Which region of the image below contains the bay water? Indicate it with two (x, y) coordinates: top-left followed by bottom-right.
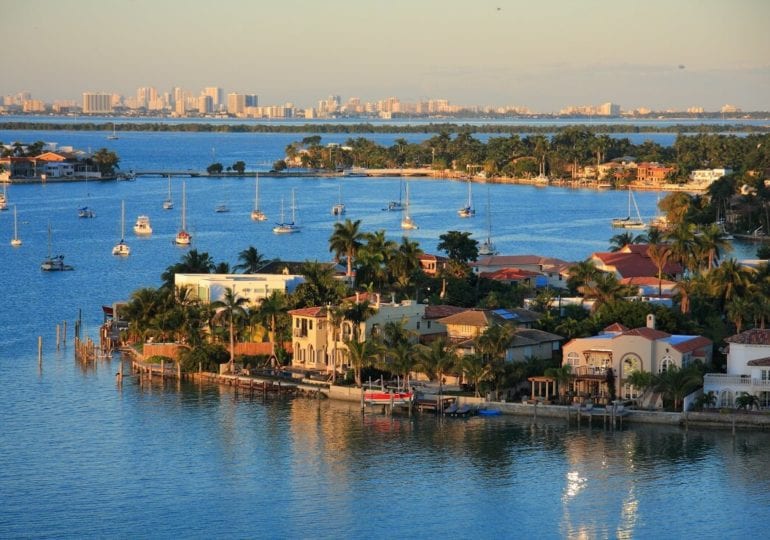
(0, 126), (767, 538)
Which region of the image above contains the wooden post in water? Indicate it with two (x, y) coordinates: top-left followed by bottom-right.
(160, 359), (165, 381)
(56, 325), (60, 351)
(38, 336), (43, 366)
(62, 321), (67, 346)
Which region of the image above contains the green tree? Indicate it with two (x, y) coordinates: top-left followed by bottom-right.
(654, 365), (702, 411)
(344, 338), (382, 387)
(211, 287), (249, 372)
(91, 148), (120, 176)
(329, 219), (365, 278)
(235, 246), (267, 273)
(207, 163), (223, 174)
(735, 392), (760, 410)
(437, 230), (479, 263)
(544, 364), (573, 403)
(232, 160), (246, 174)
(254, 291), (288, 355)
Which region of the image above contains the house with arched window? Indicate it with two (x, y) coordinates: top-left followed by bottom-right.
(561, 315), (712, 405)
(703, 329), (770, 408)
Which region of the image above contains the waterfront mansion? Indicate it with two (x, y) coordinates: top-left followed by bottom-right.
(561, 315), (712, 404)
(704, 329), (770, 408)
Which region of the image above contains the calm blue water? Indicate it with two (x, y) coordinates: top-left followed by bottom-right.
(1, 128), (767, 538)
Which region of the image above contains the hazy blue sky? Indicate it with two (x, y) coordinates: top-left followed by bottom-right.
(3, 0), (769, 111)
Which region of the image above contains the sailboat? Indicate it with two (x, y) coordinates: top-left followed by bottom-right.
(0, 183), (8, 211)
(478, 189), (497, 256)
(251, 172), (267, 221)
(78, 177), (96, 218)
(107, 122), (119, 140)
(457, 179), (475, 217)
(112, 200), (130, 256)
(611, 187), (646, 229)
(534, 158), (550, 185)
(384, 179), (403, 211)
(40, 223), (73, 271)
(273, 188), (300, 234)
(163, 175), (174, 210)
(174, 181), (191, 245)
(331, 184), (346, 216)
(11, 204), (21, 247)
(400, 181), (418, 230)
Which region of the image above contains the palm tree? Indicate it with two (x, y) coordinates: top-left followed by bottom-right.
(460, 354), (494, 397)
(609, 231), (645, 252)
(329, 218), (365, 278)
(654, 365), (702, 411)
(665, 223), (698, 274)
(544, 364), (573, 403)
(697, 223), (733, 270)
(735, 392), (760, 410)
(415, 338), (458, 396)
(583, 272), (629, 312)
(342, 299), (376, 341)
(646, 242), (672, 297)
(726, 295), (754, 334)
(211, 287), (249, 373)
(254, 291), (288, 357)
(567, 260), (601, 304)
(344, 338), (382, 387)
(293, 260), (347, 307)
(384, 341), (417, 388)
(235, 246), (267, 273)
(626, 370), (654, 407)
(391, 236), (423, 293)
(708, 258), (754, 307)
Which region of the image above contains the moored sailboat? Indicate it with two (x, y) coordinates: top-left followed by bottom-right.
(331, 184), (346, 216)
(163, 175), (174, 210)
(174, 181), (191, 245)
(400, 181), (418, 230)
(612, 187), (646, 229)
(457, 179), (475, 217)
(112, 200), (130, 256)
(41, 223), (73, 271)
(11, 204), (21, 247)
(478, 188), (497, 256)
(251, 173), (267, 221)
(273, 188), (300, 234)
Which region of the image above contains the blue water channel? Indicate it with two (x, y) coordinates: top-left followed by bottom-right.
(0, 126), (767, 538)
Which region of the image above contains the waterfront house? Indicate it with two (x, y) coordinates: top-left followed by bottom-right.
(437, 308), (562, 362)
(418, 253), (448, 277)
(689, 168), (732, 187)
(561, 315), (712, 404)
(590, 244), (683, 280)
(174, 272), (305, 306)
(0, 149), (101, 181)
(473, 255), (572, 289)
(635, 162), (676, 186)
(703, 329), (770, 408)
(288, 294), (450, 374)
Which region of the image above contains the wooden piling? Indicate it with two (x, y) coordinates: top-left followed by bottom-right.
(56, 325), (60, 351)
(62, 321), (67, 345)
(38, 336), (43, 366)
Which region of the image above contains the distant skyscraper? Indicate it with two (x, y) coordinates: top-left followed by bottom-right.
(82, 92), (113, 113)
(203, 87), (223, 108)
(597, 102), (620, 116)
(244, 94), (258, 108)
(198, 95), (213, 114)
(227, 93), (246, 114)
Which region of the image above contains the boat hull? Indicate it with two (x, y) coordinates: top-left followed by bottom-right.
(364, 391), (413, 405)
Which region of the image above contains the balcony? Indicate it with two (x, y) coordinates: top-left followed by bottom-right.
(704, 374), (770, 389)
(293, 329), (308, 338)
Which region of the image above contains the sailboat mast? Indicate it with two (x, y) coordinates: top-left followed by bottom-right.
(182, 182), (186, 229)
(121, 200), (125, 239)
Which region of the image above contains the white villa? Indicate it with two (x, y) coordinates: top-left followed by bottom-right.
(174, 273), (305, 306)
(703, 329), (770, 408)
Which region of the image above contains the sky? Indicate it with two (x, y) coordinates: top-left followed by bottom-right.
(3, 0), (769, 112)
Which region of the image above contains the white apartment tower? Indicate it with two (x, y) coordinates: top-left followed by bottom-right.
(227, 93), (246, 115)
(82, 92), (113, 114)
(203, 87), (223, 109)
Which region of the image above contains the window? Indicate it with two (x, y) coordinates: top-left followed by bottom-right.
(762, 369), (769, 382)
(416, 321), (421, 330)
(427, 320), (431, 329)
(566, 352), (580, 366)
(659, 355), (673, 373)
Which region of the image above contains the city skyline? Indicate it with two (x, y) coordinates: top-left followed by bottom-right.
(3, 0), (769, 112)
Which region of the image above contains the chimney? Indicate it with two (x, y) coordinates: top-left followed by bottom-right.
(646, 314), (656, 329)
(355, 291), (360, 303)
(376, 293), (381, 308)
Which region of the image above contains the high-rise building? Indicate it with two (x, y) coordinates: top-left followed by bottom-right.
(82, 92), (113, 113)
(227, 93), (246, 115)
(203, 87), (223, 108)
(198, 95), (213, 114)
(597, 102), (620, 115)
(244, 94), (258, 108)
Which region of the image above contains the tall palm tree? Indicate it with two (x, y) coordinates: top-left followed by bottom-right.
(726, 295), (755, 334)
(567, 259), (601, 304)
(609, 231), (646, 252)
(708, 258), (754, 307)
(646, 242), (671, 297)
(384, 341), (417, 388)
(254, 290), (288, 356)
(415, 338), (458, 395)
(235, 246), (267, 273)
(665, 223), (698, 274)
(344, 338), (382, 387)
(654, 365), (702, 411)
(544, 364), (573, 403)
(460, 354), (494, 397)
(329, 218), (365, 278)
(583, 272), (629, 312)
(342, 299), (376, 341)
(294, 261), (347, 307)
(697, 223), (733, 270)
(391, 236), (423, 291)
(211, 287), (249, 373)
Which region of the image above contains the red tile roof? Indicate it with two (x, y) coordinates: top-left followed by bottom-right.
(481, 268), (542, 281)
(672, 336), (712, 353)
(620, 327), (671, 340)
(424, 305), (466, 320)
(602, 323), (629, 334)
(726, 329), (770, 345)
(591, 244), (682, 278)
(288, 306), (327, 318)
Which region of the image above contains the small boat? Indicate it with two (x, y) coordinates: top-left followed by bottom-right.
(251, 173), (267, 221)
(41, 224), (73, 271)
(477, 408), (501, 416)
(273, 188), (300, 234)
(478, 188), (498, 256)
(457, 179), (475, 217)
(163, 175), (174, 210)
(107, 122), (119, 140)
(133, 215), (152, 235)
(214, 203), (229, 213)
(78, 206), (96, 218)
(11, 204), (22, 247)
(400, 181), (418, 230)
(112, 200), (130, 256)
(534, 159), (550, 185)
(383, 179), (403, 211)
(612, 187), (646, 229)
(363, 390), (414, 406)
(174, 181), (191, 246)
(331, 185), (346, 216)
